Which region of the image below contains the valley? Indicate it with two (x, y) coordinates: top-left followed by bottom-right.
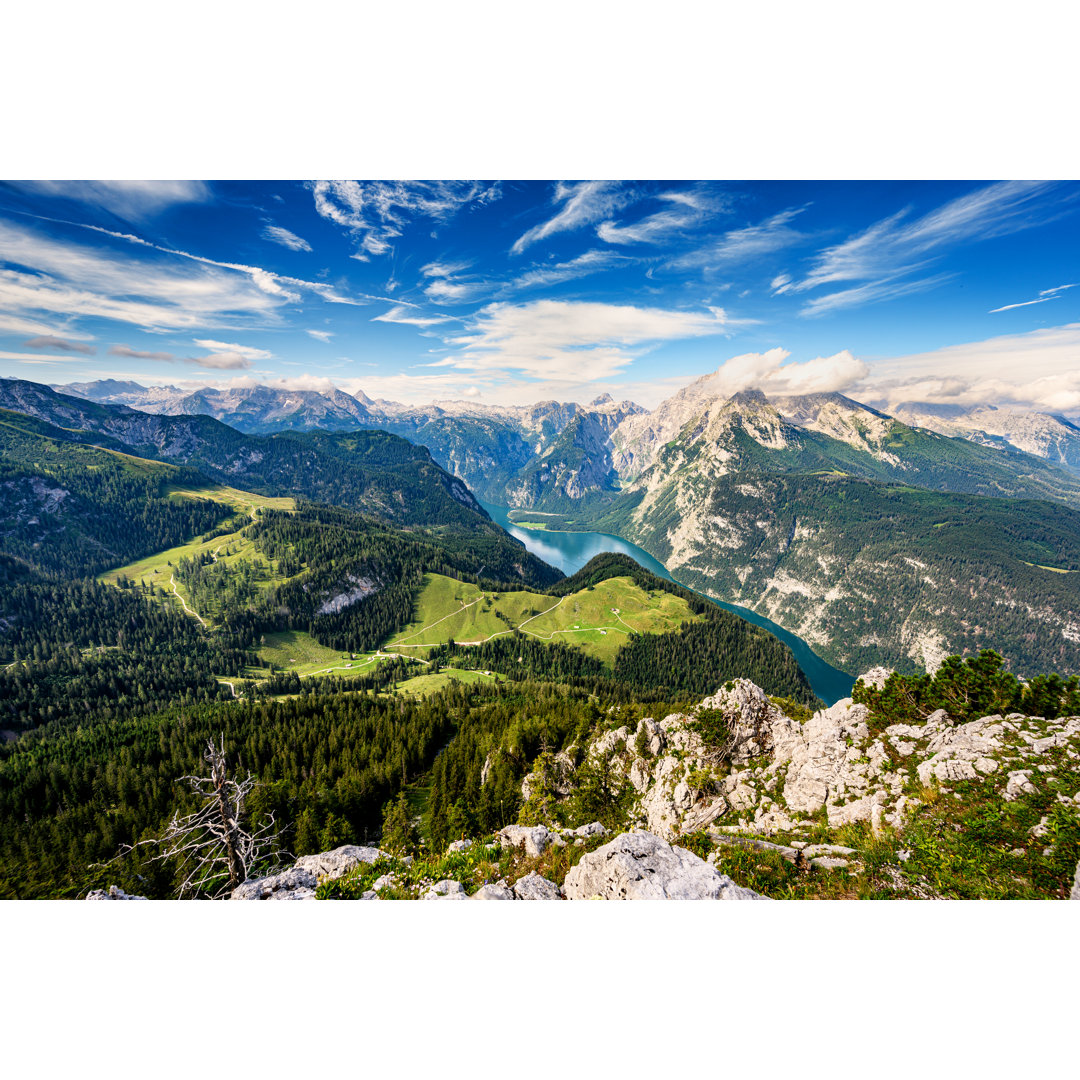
(2, 374), (1080, 903)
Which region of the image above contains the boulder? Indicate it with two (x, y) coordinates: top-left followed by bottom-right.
(497, 824), (552, 858)
(231, 867), (318, 900)
(1071, 859), (1080, 901)
(562, 830), (763, 900)
(294, 845), (385, 881)
(472, 882), (514, 900)
(421, 879), (467, 900)
(1003, 770), (1036, 801)
(86, 885), (148, 901)
(447, 839), (473, 853)
(512, 872), (563, 900)
(568, 821), (607, 838)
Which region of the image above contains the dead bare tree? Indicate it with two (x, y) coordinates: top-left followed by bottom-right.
(99, 736), (285, 899)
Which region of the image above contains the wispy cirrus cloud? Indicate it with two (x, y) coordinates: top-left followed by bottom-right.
(311, 181), (501, 259)
(0, 216), (402, 346)
(666, 207), (809, 270)
(511, 181), (635, 255)
(262, 224), (312, 252)
(22, 335), (96, 355)
(306, 329), (334, 341)
(372, 305), (456, 328)
(789, 181), (1070, 316)
(799, 273), (954, 318)
(503, 249), (631, 293)
(597, 187), (724, 245)
(988, 282), (1077, 314)
(10, 180), (211, 220)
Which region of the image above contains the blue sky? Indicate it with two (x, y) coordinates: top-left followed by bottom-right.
(1, 179), (1078, 410)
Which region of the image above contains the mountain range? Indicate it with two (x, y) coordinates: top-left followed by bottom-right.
(12, 372), (1080, 676)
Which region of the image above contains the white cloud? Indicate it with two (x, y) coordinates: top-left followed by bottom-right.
(0, 312), (90, 338)
(504, 250), (629, 292)
(424, 277), (492, 304)
(12, 180), (210, 220)
(710, 347), (868, 397)
(790, 182), (1068, 314)
(447, 299), (740, 382)
(0, 220), (290, 331)
(512, 181), (634, 255)
(22, 335), (95, 355)
(311, 180), (501, 258)
(306, 329), (334, 341)
(666, 207), (808, 270)
(421, 260), (472, 278)
(192, 339), (272, 360)
(989, 282), (1077, 313)
(0, 350), (93, 364)
(12, 212), (392, 310)
(372, 305), (455, 328)
(262, 225), (312, 252)
(800, 273), (953, 317)
(770, 273), (793, 294)
(597, 187), (721, 245)
(865, 322), (1080, 412)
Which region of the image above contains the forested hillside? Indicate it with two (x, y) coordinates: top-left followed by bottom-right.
(587, 472), (1080, 676)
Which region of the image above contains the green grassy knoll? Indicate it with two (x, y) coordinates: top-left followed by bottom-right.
(253, 629), (395, 680)
(391, 668), (505, 697)
(384, 572), (701, 665)
(99, 485), (296, 623)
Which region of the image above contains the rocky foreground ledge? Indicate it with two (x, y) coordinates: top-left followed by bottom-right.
(88, 675), (1080, 901)
(225, 828), (765, 901)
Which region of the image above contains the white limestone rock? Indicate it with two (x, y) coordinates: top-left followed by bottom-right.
(421, 879), (467, 900)
(635, 717), (665, 757)
(512, 872), (563, 900)
(858, 667), (894, 691)
(1004, 770), (1036, 801)
(294, 844), (385, 881)
(472, 882), (514, 900)
(86, 885), (148, 900)
(447, 839), (473, 852)
(231, 867), (318, 900)
(497, 823), (553, 857)
(562, 830), (763, 900)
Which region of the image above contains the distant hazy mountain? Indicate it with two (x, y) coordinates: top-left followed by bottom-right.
(49, 378), (645, 504)
(891, 403), (1080, 473)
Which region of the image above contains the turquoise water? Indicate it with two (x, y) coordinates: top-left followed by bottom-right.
(480, 499), (855, 705)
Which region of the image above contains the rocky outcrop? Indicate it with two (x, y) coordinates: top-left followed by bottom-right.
(294, 845), (386, 881)
(234, 844), (386, 900)
(232, 867), (319, 901)
(86, 885), (148, 900)
(580, 679), (1080, 847)
(563, 831), (763, 900)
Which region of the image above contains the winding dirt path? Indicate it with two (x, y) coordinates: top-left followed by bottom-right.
(170, 574), (206, 627)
